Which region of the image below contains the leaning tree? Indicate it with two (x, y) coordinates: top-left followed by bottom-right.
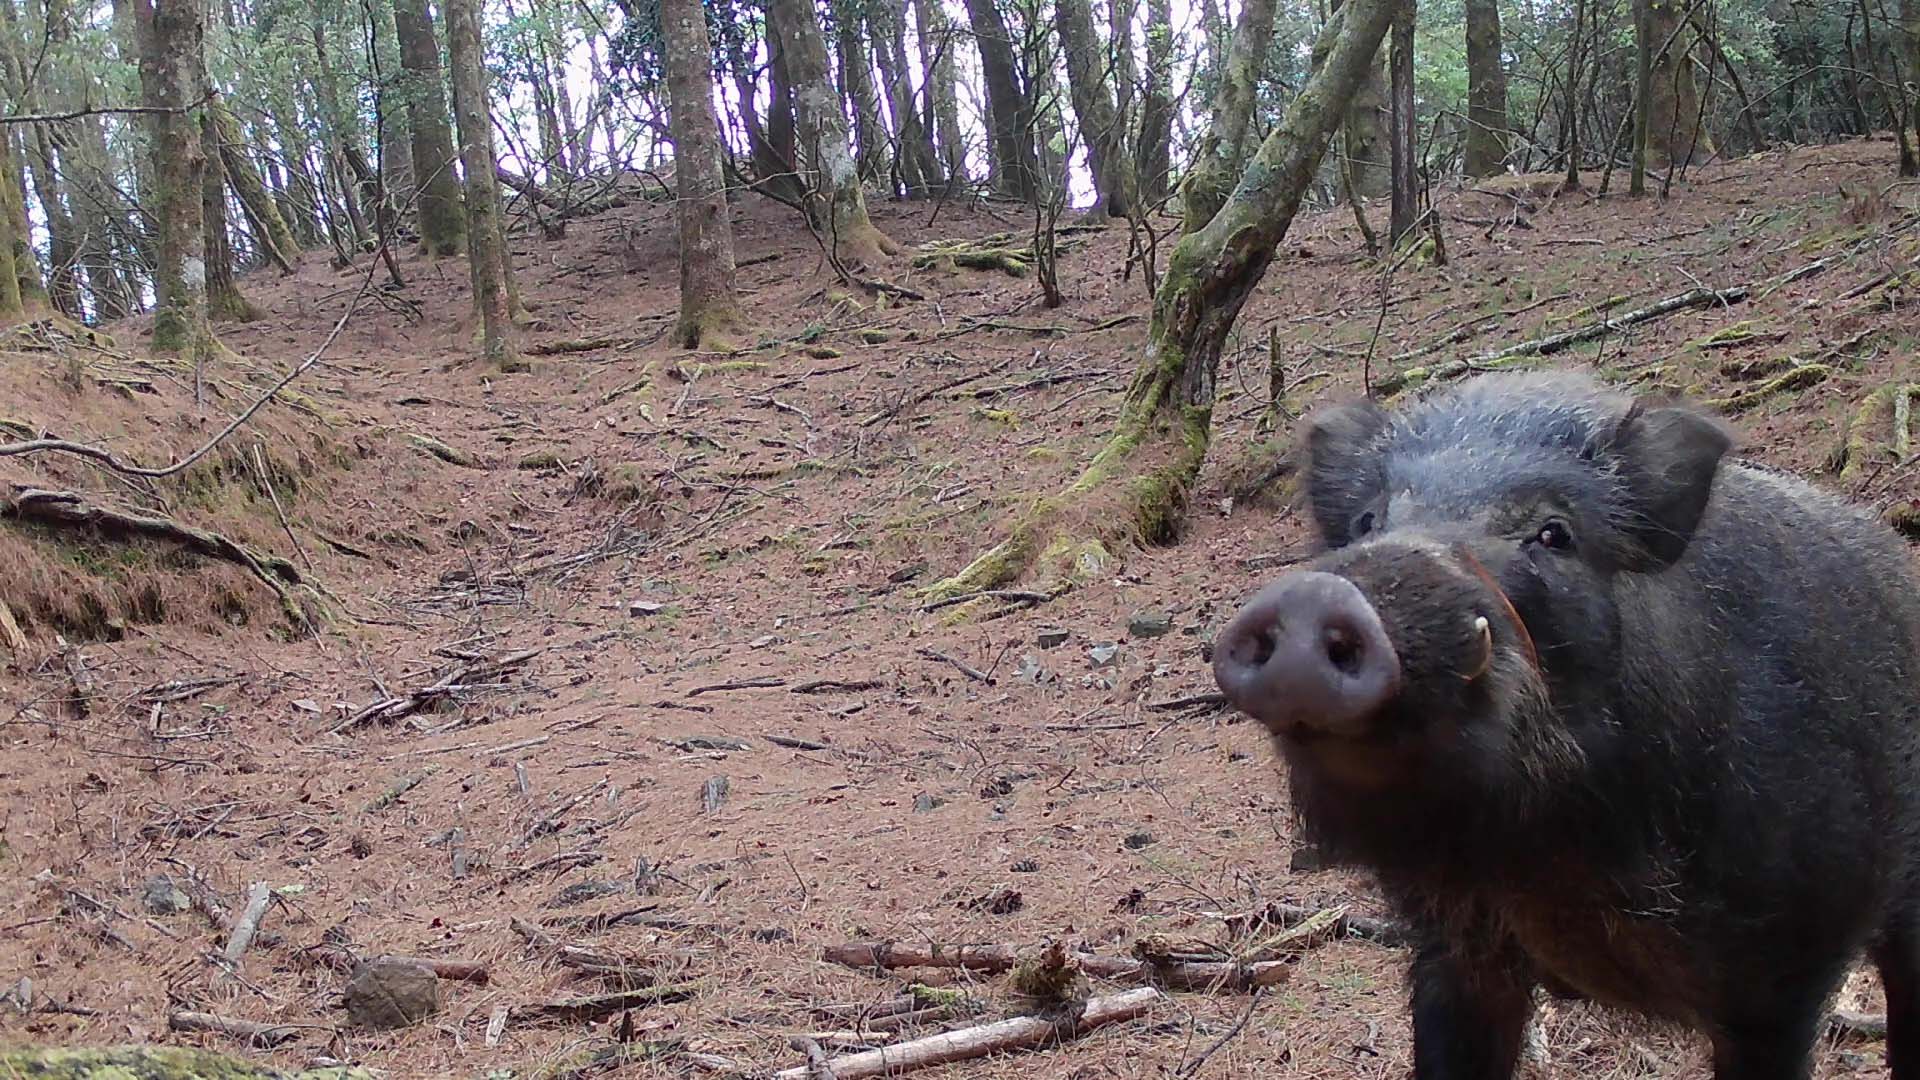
(923, 0), (1401, 601)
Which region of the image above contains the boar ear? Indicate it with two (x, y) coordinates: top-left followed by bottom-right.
(1608, 401), (1733, 570)
(1301, 398), (1392, 548)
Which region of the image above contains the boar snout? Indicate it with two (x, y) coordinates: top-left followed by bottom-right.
(1213, 571), (1402, 736)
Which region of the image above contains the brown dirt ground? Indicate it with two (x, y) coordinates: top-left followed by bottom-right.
(3, 135), (1919, 1079)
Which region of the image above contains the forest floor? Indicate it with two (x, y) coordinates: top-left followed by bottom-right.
(3, 137), (1919, 1080)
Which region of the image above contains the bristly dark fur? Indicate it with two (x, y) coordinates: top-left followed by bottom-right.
(1273, 370), (1920, 1079)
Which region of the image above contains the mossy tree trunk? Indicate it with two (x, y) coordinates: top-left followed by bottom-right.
(0, 133), (47, 312)
(832, 0), (890, 185)
(210, 100), (297, 272)
(393, 0), (465, 256)
(913, 0), (967, 187)
(0, 136), (23, 322)
(369, 0), (414, 209)
(444, 0), (522, 370)
(1903, 0), (1918, 176)
(767, 7), (800, 173)
(1645, 0), (1712, 167)
(1111, 0), (1138, 157)
(1180, 0), (1276, 230)
(1134, 0), (1175, 204)
(72, 113), (138, 317)
(1462, 0), (1510, 176)
(202, 110), (263, 322)
(964, 0), (1040, 200)
(134, 0), (222, 366)
(664, 0), (745, 349)
(1325, 0), (1390, 199)
(772, 0), (900, 264)
(924, 0), (1401, 600)
(1056, 0), (1131, 217)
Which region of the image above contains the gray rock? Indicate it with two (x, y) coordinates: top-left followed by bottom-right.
(1035, 628), (1070, 649)
(140, 875), (191, 916)
(1088, 643), (1121, 667)
(344, 958), (441, 1030)
(1127, 611), (1174, 639)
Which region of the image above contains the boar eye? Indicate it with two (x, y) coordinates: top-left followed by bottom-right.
(1351, 510), (1377, 539)
(1532, 520), (1574, 551)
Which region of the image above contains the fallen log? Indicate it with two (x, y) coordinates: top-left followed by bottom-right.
(0, 1046), (372, 1078)
(166, 1010), (302, 1048)
(771, 988), (1160, 1080)
(821, 941), (1290, 992)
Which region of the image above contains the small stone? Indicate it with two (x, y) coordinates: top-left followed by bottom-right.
(1128, 611), (1174, 639)
(628, 600), (667, 617)
(701, 776), (730, 814)
(1088, 643), (1121, 667)
(1035, 628), (1070, 649)
(1123, 831), (1156, 850)
(753, 926), (794, 943)
(548, 880), (625, 908)
(679, 735), (750, 751)
(345, 958), (441, 1030)
(140, 876), (191, 916)
(913, 793), (945, 813)
(1016, 655), (1047, 683)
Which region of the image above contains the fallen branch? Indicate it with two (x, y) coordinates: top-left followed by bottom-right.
(1371, 286), (1751, 397)
(222, 882), (272, 964)
(771, 988), (1159, 1080)
(512, 983), (699, 1023)
(329, 648), (542, 734)
(821, 941), (1291, 993)
(167, 1010), (302, 1048)
(914, 647), (993, 684)
(687, 675), (788, 696)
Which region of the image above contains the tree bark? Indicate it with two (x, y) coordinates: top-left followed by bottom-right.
(923, 0), (1400, 598)
(767, 3), (800, 173)
(1902, 0), (1919, 175)
(444, 0), (521, 369)
(26, 124), (82, 317)
(913, 0), (966, 187)
(771, 0), (899, 263)
(1111, 0), (1138, 160)
(964, 0), (1039, 200)
(308, 17), (379, 235)
(1057, 0), (1131, 216)
(393, 0), (466, 255)
(663, 0), (744, 348)
(369, 0), (415, 206)
(833, 0), (890, 185)
(201, 111), (262, 322)
(0, 133), (24, 320)
(1631, 0), (1651, 193)
(211, 100), (298, 271)
(1388, 0), (1417, 243)
(1645, 0), (1712, 167)
(1462, 0), (1510, 176)
(1180, 0), (1277, 230)
(1135, 0), (1175, 204)
(134, 0), (218, 362)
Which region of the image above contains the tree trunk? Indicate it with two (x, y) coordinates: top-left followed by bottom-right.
(1, 133), (46, 311)
(873, 0), (941, 197)
(1057, 0), (1131, 216)
(1631, 0), (1651, 193)
(369, 0), (415, 207)
(912, 0), (966, 187)
(393, 0), (466, 255)
(923, 0), (1400, 599)
(964, 0), (1039, 200)
(1342, 45), (1389, 194)
(134, 0), (218, 364)
(833, 0), (890, 185)
(771, 0), (900, 263)
(1462, 0), (1509, 176)
(1111, 0), (1138, 160)
(663, 0), (744, 348)
(68, 116), (137, 319)
(1134, 0), (1174, 204)
(767, 4), (800, 173)
(1902, 0), (1919, 175)
(1180, 0), (1277, 230)
(26, 124), (83, 317)
(444, 0), (521, 369)
(1645, 0), (1712, 167)
(211, 100), (298, 271)
(202, 111), (262, 322)
(308, 18), (380, 233)
(1388, 0), (1417, 243)
(0, 133), (25, 321)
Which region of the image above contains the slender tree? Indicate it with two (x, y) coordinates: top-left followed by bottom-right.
(201, 110), (262, 323)
(393, 0), (466, 255)
(0, 134), (26, 321)
(912, 0), (966, 186)
(663, 0), (744, 347)
(833, 0), (890, 183)
(368, 0), (414, 207)
(1056, 0), (1131, 216)
(1180, 0), (1277, 230)
(210, 100), (299, 272)
(924, 0), (1400, 598)
(1134, 0), (1174, 203)
(1631, 0), (1652, 193)
(873, 0), (941, 196)
(1902, 0), (1918, 175)
(1643, 0), (1711, 167)
(964, 0), (1039, 199)
(444, 0), (521, 369)
(771, 0), (900, 262)
(1388, 0), (1418, 242)
(1462, 0), (1510, 176)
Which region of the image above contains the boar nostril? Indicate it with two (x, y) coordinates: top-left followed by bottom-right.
(1245, 625), (1277, 667)
(1325, 625), (1362, 675)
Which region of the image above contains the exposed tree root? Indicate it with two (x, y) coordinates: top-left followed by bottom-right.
(1836, 383), (1920, 487)
(0, 1045), (372, 1078)
(919, 386), (1209, 605)
(1702, 363), (1830, 414)
(1, 487), (320, 633)
(913, 228), (1100, 278)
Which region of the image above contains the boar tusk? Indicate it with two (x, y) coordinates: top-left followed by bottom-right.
(1463, 615), (1493, 681)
